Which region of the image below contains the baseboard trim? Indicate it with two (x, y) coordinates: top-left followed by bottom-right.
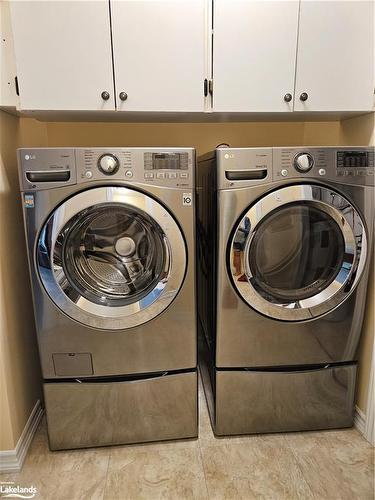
(354, 405), (366, 436)
(0, 400), (43, 473)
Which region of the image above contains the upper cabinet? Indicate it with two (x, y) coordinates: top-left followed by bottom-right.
(10, 1), (115, 111)
(5, 0), (374, 114)
(111, 0), (206, 112)
(213, 1), (299, 112)
(9, 0), (207, 112)
(294, 0), (374, 112)
(212, 0), (374, 113)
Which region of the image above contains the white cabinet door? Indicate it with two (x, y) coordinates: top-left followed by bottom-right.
(10, 1), (115, 111)
(212, 0), (299, 112)
(111, 0), (206, 112)
(1, 1), (18, 107)
(295, 0), (374, 112)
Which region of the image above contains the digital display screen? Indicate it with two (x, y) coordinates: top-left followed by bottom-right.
(337, 151), (369, 168)
(144, 152), (188, 170)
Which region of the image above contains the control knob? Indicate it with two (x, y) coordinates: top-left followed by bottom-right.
(97, 154), (119, 175)
(294, 153), (314, 173)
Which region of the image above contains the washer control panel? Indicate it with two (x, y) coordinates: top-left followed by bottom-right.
(76, 148), (194, 188)
(18, 148), (195, 191)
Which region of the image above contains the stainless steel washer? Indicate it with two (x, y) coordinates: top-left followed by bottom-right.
(197, 146), (374, 436)
(19, 147), (197, 450)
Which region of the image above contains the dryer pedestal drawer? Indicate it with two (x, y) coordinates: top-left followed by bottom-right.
(44, 370), (197, 450)
(214, 364), (356, 436)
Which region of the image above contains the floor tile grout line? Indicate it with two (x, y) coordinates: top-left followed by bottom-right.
(197, 385), (214, 500)
(197, 439), (211, 500)
(100, 447), (112, 500)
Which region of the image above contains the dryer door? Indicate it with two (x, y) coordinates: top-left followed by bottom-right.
(37, 186), (186, 330)
(228, 184), (367, 321)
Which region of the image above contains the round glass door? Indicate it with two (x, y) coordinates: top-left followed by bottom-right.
(60, 204), (167, 306)
(37, 187), (187, 330)
(229, 185), (367, 321)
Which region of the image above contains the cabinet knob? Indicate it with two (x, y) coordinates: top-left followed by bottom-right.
(300, 92), (308, 102)
(101, 91), (110, 101)
(284, 93), (292, 102)
(119, 92), (128, 101)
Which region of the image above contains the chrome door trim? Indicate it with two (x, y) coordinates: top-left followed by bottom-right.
(37, 186), (187, 330)
(228, 184), (367, 321)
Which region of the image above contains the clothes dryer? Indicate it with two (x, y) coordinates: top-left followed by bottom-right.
(197, 146), (374, 435)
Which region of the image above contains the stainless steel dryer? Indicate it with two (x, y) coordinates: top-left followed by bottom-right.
(19, 147), (197, 450)
(197, 146), (374, 436)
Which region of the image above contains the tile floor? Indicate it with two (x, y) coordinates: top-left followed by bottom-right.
(1, 380), (374, 500)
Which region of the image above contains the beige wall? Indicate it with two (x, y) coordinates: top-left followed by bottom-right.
(339, 112), (375, 412)
(45, 120), (341, 153)
(0, 110), (43, 450)
(339, 112), (375, 146)
(356, 259), (374, 412)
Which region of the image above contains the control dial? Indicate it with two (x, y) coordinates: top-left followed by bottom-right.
(294, 153), (314, 173)
(97, 154), (119, 175)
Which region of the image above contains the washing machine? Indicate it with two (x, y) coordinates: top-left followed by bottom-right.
(197, 146), (374, 435)
(19, 147), (197, 450)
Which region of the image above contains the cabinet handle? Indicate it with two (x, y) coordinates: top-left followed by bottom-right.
(300, 92), (308, 102)
(284, 93), (292, 102)
(101, 91), (110, 101)
(119, 92), (128, 101)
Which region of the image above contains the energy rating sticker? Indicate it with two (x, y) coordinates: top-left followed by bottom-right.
(24, 194), (35, 208)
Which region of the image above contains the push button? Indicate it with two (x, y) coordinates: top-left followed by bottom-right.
(125, 170), (133, 178)
(180, 172), (189, 179)
(168, 172), (177, 179)
(85, 171), (93, 179)
(144, 172), (154, 179)
(156, 172), (165, 179)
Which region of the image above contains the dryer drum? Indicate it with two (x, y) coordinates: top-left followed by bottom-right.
(248, 203), (346, 302)
(229, 184), (367, 321)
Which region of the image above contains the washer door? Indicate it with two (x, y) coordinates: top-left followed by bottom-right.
(228, 185), (367, 321)
(37, 186), (186, 330)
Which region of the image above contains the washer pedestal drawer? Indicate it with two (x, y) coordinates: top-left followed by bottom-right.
(44, 370), (197, 450)
(214, 364), (356, 436)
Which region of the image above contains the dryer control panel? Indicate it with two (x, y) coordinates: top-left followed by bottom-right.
(273, 147), (374, 186)
(18, 147), (195, 191)
(215, 146), (374, 189)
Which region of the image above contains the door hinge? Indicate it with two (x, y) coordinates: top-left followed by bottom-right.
(15, 76), (19, 96)
(204, 79), (213, 97)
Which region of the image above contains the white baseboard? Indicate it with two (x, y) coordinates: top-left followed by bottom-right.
(354, 405), (366, 436)
(0, 400), (43, 473)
